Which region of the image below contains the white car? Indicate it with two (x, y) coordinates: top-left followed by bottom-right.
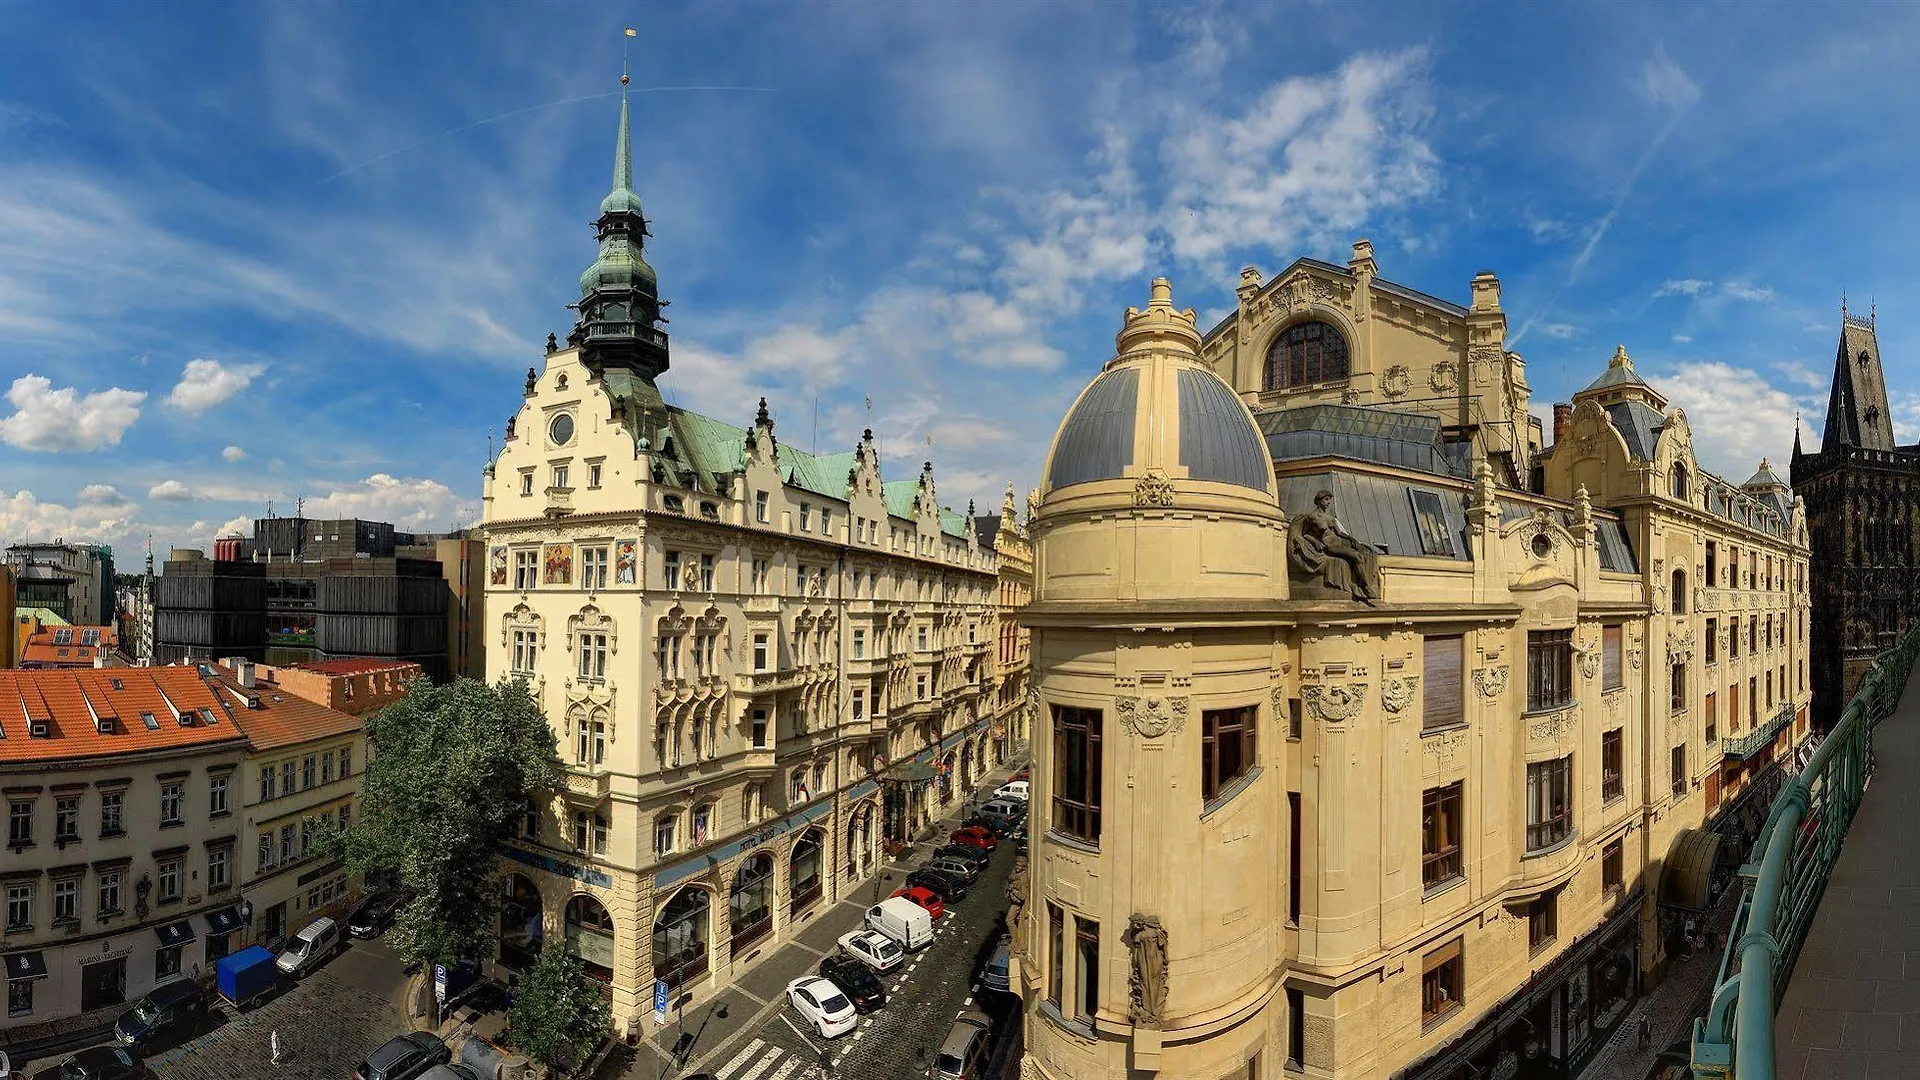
(787, 975), (859, 1038)
(995, 780), (1030, 802)
(838, 929), (904, 972)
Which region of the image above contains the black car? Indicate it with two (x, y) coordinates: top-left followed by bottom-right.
(818, 955), (887, 1013)
(56, 1046), (148, 1080)
(114, 979), (209, 1052)
(348, 889), (411, 939)
(931, 844), (991, 873)
(354, 1032), (450, 1080)
(906, 867), (968, 903)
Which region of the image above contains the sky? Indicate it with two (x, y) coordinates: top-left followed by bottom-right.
(4, 0), (1919, 565)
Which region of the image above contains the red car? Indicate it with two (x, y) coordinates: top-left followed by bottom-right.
(949, 826), (998, 852)
(892, 885), (946, 920)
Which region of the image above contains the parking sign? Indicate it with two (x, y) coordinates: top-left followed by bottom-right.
(653, 978), (669, 1024)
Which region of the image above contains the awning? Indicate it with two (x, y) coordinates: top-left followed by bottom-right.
(1659, 828), (1722, 911)
(886, 762), (937, 783)
(204, 906), (245, 937)
(154, 919), (196, 948)
(3, 950), (48, 982)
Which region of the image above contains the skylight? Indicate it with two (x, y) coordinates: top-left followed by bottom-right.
(140, 712), (159, 730)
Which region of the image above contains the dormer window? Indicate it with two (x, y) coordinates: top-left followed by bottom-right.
(1670, 462), (1689, 500)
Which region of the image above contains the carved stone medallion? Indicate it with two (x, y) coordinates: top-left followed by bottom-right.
(1302, 683), (1367, 723)
(1382, 364), (1412, 399)
(1381, 676), (1416, 714)
(1134, 470), (1175, 508)
(1473, 665), (1510, 699)
(1430, 361), (1459, 393)
(1116, 695), (1189, 739)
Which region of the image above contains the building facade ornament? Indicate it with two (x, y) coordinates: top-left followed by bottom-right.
(1125, 914), (1170, 1028)
(1527, 706), (1577, 742)
(1668, 630), (1696, 665)
(1422, 727), (1468, 769)
(1381, 676), (1417, 714)
(1302, 683), (1368, 723)
(1473, 665), (1510, 699)
(1134, 470), (1176, 508)
(1382, 365), (1412, 399)
(1430, 360), (1458, 393)
(1115, 695), (1189, 739)
(1288, 490), (1382, 602)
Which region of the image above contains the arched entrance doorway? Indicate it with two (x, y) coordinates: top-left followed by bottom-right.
(564, 894), (617, 986)
(789, 830), (824, 918)
(499, 874), (543, 971)
(651, 887), (711, 989)
(729, 854), (774, 958)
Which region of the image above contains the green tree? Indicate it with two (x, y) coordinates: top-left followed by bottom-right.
(341, 677), (560, 968)
(506, 939), (612, 1072)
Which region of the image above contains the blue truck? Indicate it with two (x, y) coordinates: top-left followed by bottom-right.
(215, 946), (279, 1010)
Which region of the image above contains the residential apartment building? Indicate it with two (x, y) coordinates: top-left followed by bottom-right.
(477, 83), (1004, 1035)
(18, 626), (124, 669)
(976, 484), (1035, 756)
(1018, 256), (1808, 1080)
(0, 669), (248, 1033)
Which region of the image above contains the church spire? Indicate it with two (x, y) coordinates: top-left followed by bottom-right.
(1823, 303), (1894, 451)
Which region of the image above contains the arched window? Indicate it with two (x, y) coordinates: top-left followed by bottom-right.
(730, 853), (775, 956)
(498, 874), (544, 972)
(566, 893), (618, 984)
(1670, 463), (1689, 501)
(789, 830), (825, 917)
(1672, 569), (1687, 614)
(1264, 321), (1350, 391)
(649, 888), (708, 986)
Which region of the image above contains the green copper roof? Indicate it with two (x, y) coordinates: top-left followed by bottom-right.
(939, 509), (967, 538)
(601, 87), (645, 217)
(786, 451), (856, 499)
(14, 606), (69, 627)
(882, 480), (920, 520)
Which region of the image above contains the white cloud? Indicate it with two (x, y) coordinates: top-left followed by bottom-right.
(215, 515), (254, 539)
(77, 484), (131, 505)
(1656, 279), (1713, 297)
(148, 480), (196, 502)
(1539, 323), (1579, 340)
(300, 473), (476, 533)
(222, 445), (247, 462)
(1641, 43), (1704, 112)
(0, 375), (146, 452)
(1654, 279), (1776, 303)
(1720, 282), (1777, 303)
(166, 358), (266, 414)
(1655, 361), (1816, 476)
(0, 488), (141, 549)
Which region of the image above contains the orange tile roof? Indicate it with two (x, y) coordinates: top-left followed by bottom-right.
(20, 643), (108, 665)
(286, 657), (421, 676)
(0, 668), (247, 764)
(206, 670), (365, 751)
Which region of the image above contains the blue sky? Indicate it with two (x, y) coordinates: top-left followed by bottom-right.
(3, 1), (1918, 561)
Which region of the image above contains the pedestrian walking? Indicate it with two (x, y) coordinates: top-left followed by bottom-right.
(1637, 1014), (1652, 1050)
(270, 1028), (283, 1066)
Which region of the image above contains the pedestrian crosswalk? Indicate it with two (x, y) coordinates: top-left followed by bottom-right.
(713, 1037), (808, 1080)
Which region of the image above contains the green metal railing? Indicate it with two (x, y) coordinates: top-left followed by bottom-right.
(1692, 625), (1920, 1078)
(1722, 703), (1797, 762)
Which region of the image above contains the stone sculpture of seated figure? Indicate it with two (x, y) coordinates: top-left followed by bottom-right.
(1289, 489), (1382, 603)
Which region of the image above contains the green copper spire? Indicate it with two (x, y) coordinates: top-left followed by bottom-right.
(569, 51), (668, 380)
(600, 79), (644, 217)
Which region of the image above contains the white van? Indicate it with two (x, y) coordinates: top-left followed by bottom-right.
(866, 896), (934, 952)
(994, 780), (1030, 803)
(276, 916), (340, 978)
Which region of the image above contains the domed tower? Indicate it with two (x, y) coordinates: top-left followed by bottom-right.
(568, 71), (670, 379)
(1023, 278), (1291, 1078)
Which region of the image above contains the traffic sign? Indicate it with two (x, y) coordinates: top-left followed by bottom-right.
(653, 978), (670, 1024)
(433, 964), (447, 1005)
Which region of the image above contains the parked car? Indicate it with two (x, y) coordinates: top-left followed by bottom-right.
(966, 810), (1021, 838)
(838, 928), (905, 972)
(417, 1067), (484, 1080)
(979, 796), (1026, 819)
(348, 889), (411, 939)
(927, 854), (982, 884)
(891, 885), (946, 921)
(949, 826), (998, 852)
(995, 780), (1030, 802)
(865, 897), (934, 951)
(931, 845), (990, 874)
(1012, 767), (1030, 783)
(114, 980), (209, 1052)
(353, 1031), (450, 1080)
(54, 1047), (148, 1080)
(786, 976), (859, 1038)
(932, 1008), (995, 1080)
(276, 916), (341, 978)
(907, 867), (968, 903)
(978, 936), (1012, 995)
(818, 955), (888, 1013)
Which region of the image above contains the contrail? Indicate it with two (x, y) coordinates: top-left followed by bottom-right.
(319, 85), (779, 185)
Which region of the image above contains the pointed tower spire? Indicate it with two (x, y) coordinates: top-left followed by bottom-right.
(1825, 304), (1894, 450)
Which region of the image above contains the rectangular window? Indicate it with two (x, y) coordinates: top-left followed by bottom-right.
(1705, 541), (1717, 586)
(160, 782), (183, 826)
(820, 507), (832, 535)
(1602, 729), (1623, 802)
(303, 756), (318, 790)
(5, 884), (30, 930)
(1047, 904), (1064, 1008)
(1422, 782), (1463, 891)
(663, 550), (680, 591)
(852, 628), (865, 659)
(55, 797), (78, 842)
(340, 747), (352, 778)
(53, 877), (77, 922)
(98, 870), (122, 916)
(753, 633), (769, 672)
(208, 848), (229, 891)
(751, 707), (768, 748)
(280, 824), (295, 863)
(511, 629), (536, 674)
(852, 689), (865, 721)
(1672, 744), (1688, 799)
(573, 811), (590, 851)
(1074, 917), (1100, 1023)
(581, 547), (609, 590)
(8, 972), (31, 1018)
(799, 503), (811, 531)
(1528, 892), (1558, 954)
(579, 632), (608, 681)
(1749, 619), (1757, 653)
(1766, 669), (1774, 708)
(1408, 489), (1457, 556)
(1671, 662), (1687, 714)
(1287, 987), (1306, 1070)
(100, 791), (123, 836)
(158, 859), (180, 902)
(1705, 692), (1718, 745)
(520, 471), (534, 497)
(7, 801), (31, 846)
(752, 557), (770, 593)
(1706, 618), (1717, 664)
(655, 815), (675, 856)
(594, 815), (609, 855)
(588, 462), (602, 489)
(1421, 939), (1463, 1027)
(514, 549), (538, 590)
(1052, 705), (1103, 844)
(1729, 617), (1740, 660)
(1288, 791), (1302, 925)
(1749, 677), (1758, 724)
(699, 553), (715, 592)
(552, 464), (569, 490)
(1525, 756), (1572, 851)
(1288, 698), (1302, 740)
(282, 762), (295, 796)
(755, 490), (769, 523)
(1603, 839), (1624, 893)
(916, 673), (928, 700)
(1423, 635), (1465, 730)
(1201, 705), (1256, 801)
(1602, 625), (1623, 690)
(1527, 629), (1574, 711)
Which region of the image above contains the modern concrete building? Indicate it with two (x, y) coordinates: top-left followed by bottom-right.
(7, 542), (113, 627)
(1018, 256), (1809, 1080)
(477, 80), (1011, 1035)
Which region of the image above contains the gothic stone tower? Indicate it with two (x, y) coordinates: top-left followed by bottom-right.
(1793, 304), (1920, 726)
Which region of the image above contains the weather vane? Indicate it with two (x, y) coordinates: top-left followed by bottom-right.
(623, 26), (636, 85)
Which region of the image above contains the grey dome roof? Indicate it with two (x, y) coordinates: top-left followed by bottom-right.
(1047, 368), (1138, 489)
(1044, 365), (1271, 495)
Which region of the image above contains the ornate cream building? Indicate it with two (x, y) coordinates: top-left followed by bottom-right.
(477, 82), (1014, 1033)
(1018, 249), (1808, 1080)
(978, 485), (1035, 756)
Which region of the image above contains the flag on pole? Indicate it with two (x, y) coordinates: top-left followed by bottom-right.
(625, 27), (638, 36)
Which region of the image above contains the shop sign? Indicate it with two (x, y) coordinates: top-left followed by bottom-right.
(77, 945), (132, 967)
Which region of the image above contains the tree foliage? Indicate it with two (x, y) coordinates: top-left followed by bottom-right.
(506, 939), (612, 1072)
(342, 676), (560, 968)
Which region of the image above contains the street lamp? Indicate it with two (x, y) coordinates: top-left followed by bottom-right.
(872, 872), (892, 905)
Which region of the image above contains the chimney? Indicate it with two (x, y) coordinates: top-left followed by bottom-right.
(238, 661), (257, 690)
(1552, 403), (1573, 446)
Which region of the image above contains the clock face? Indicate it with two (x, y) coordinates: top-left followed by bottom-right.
(549, 413), (575, 447)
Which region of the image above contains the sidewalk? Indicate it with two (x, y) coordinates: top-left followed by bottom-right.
(1576, 889), (1739, 1080)
(626, 756), (1027, 1079)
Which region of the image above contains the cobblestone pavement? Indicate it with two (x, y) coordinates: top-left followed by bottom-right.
(653, 765), (1025, 1080)
(1577, 889), (1739, 1080)
(146, 939), (413, 1080)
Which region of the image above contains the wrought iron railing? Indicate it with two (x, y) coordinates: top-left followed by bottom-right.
(1722, 703), (1796, 761)
(1692, 624), (1920, 1078)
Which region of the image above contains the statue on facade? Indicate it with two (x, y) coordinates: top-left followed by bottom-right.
(1125, 913), (1169, 1027)
(1289, 490), (1382, 602)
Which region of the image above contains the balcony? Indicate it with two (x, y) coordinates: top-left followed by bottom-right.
(733, 668), (805, 695)
(544, 485), (574, 517)
(1720, 703), (1795, 761)
(1691, 625), (1920, 1079)
(562, 765), (611, 799)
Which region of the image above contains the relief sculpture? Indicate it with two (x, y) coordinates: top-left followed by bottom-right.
(1125, 914), (1169, 1028)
